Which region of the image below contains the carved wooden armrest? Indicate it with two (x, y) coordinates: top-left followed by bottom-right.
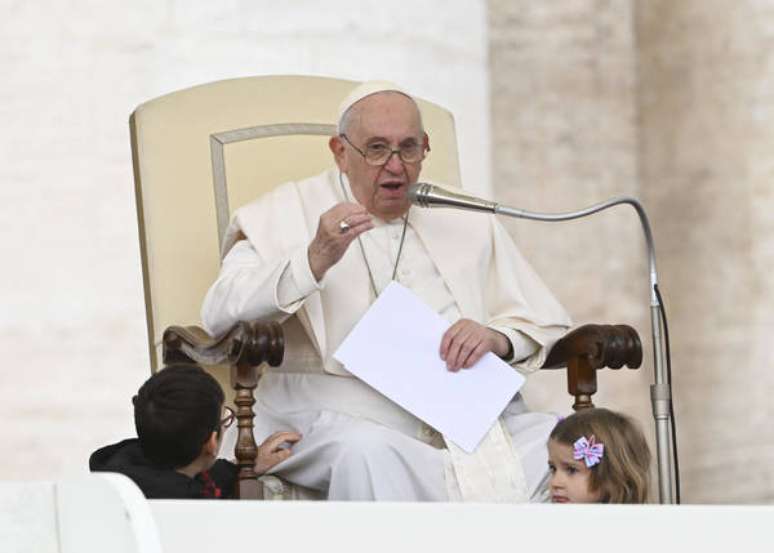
(162, 321), (284, 499)
(541, 324), (642, 410)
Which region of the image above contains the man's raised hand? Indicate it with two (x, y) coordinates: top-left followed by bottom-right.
(308, 202), (373, 282)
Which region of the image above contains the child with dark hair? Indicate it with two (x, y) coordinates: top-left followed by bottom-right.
(547, 408), (651, 504)
(90, 364), (300, 499)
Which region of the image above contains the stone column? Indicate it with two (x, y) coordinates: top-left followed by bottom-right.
(635, 0), (774, 503)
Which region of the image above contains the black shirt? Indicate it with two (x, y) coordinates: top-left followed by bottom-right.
(89, 438), (237, 499)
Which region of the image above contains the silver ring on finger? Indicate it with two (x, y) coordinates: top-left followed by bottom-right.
(338, 220), (351, 234)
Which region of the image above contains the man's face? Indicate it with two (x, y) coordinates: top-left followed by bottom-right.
(547, 439), (602, 504)
(331, 92), (428, 220)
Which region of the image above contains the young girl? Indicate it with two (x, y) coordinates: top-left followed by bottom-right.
(548, 407), (651, 503)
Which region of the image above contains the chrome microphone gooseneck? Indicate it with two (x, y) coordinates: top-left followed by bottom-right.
(409, 182), (676, 504)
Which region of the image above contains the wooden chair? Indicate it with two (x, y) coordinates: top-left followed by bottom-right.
(130, 75), (642, 499)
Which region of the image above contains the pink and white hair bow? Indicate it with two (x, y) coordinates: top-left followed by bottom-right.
(573, 435), (605, 468)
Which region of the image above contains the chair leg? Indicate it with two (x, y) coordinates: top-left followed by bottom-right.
(232, 365), (261, 499)
(567, 357), (597, 411)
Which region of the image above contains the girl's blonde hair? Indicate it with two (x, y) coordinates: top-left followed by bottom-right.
(550, 408), (651, 503)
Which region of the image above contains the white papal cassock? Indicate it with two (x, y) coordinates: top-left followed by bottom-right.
(202, 168), (572, 501)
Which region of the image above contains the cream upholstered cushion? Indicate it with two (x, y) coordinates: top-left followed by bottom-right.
(131, 75), (462, 393)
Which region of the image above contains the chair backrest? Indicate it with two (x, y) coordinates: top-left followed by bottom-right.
(131, 75), (462, 375)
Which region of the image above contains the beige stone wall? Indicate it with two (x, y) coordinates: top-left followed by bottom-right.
(490, 0), (774, 503)
(634, 0), (774, 503)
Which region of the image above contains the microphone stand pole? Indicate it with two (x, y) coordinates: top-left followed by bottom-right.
(412, 186), (675, 503)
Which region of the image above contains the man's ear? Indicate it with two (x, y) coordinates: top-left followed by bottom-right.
(422, 131), (430, 152)
(329, 135), (346, 170)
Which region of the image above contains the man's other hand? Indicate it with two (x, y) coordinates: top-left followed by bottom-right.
(308, 202), (374, 281)
(440, 319), (511, 371)
(254, 431), (302, 475)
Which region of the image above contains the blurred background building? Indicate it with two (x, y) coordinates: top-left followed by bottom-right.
(1, 0), (771, 503)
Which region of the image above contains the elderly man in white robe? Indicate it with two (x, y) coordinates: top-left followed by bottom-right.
(202, 81), (572, 502)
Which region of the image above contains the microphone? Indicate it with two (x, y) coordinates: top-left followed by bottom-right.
(408, 183), (497, 213)
(409, 179), (676, 504)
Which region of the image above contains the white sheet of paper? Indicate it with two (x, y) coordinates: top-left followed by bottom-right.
(333, 281), (525, 453)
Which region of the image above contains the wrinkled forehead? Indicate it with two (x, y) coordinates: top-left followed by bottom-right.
(344, 92), (423, 141)
(337, 79), (423, 131)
